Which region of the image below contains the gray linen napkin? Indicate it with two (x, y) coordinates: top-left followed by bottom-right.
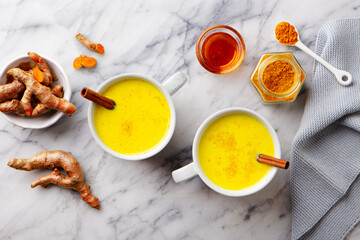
(291, 18), (360, 240)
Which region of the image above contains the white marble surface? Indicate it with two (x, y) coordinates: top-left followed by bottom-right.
(0, 0), (360, 239)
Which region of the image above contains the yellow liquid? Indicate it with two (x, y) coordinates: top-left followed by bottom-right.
(198, 113), (274, 190)
(94, 78), (171, 155)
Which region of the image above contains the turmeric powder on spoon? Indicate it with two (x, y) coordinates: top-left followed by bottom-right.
(275, 22), (298, 45)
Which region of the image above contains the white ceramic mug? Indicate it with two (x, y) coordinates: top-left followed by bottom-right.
(88, 72), (187, 161)
(172, 107), (281, 197)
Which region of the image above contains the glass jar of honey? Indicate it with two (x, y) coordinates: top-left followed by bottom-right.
(196, 25), (245, 74)
(250, 52), (306, 103)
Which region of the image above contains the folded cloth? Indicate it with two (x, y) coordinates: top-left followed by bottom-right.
(291, 18), (360, 240)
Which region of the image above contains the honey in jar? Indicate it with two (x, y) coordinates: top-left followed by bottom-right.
(196, 25), (245, 74)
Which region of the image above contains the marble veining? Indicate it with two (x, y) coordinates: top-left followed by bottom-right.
(1, 0), (360, 239)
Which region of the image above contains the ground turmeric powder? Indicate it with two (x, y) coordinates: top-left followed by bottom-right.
(275, 22), (298, 45)
(250, 52), (306, 103)
(262, 60), (295, 93)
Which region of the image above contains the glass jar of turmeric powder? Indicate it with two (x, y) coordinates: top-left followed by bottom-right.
(250, 53), (306, 103)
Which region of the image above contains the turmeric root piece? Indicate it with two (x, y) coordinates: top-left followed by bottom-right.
(7, 68), (77, 116)
(51, 84), (64, 97)
(73, 55), (96, 69)
(75, 33), (104, 54)
(81, 56), (97, 67)
(8, 150), (100, 210)
(0, 99), (26, 116)
(28, 52), (53, 86)
(32, 85), (64, 117)
(32, 67), (44, 83)
(17, 61), (36, 71)
(0, 79), (25, 103)
(73, 57), (83, 69)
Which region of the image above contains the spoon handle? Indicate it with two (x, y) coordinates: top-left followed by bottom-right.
(295, 41), (352, 86)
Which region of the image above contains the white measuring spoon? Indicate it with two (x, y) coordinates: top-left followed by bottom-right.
(289, 27), (352, 86)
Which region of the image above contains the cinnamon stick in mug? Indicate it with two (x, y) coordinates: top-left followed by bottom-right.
(81, 87), (115, 110)
(257, 154), (289, 169)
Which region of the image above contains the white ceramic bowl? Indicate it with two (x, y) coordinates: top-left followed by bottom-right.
(172, 107), (281, 197)
(87, 73), (187, 161)
(0, 55), (71, 129)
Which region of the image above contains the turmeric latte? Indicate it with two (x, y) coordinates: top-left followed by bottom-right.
(94, 78), (171, 155)
(198, 113), (273, 190)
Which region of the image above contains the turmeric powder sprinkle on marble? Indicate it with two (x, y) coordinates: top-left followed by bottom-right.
(262, 60), (295, 93)
(275, 22), (298, 45)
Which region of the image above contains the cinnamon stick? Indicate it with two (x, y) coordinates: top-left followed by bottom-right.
(81, 87), (115, 110)
(256, 154), (289, 169)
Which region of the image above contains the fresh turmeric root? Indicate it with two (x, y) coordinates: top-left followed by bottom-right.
(8, 150), (100, 210)
(0, 99), (26, 116)
(73, 55), (97, 69)
(17, 61), (36, 71)
(76, 33), (104, 54)
(0, 79), (25, 103)
(7, 68), (77, 116)
(32, 85), (64, 117)
(51, 85), (64, 97)
(32, 67), (44, 83)
(28, 52), (53, 86)
(0, 52), (73, 118)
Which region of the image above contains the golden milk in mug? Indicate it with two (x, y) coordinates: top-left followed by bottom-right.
(89, 72), (187, 161)
(94, 78), (171, 155)
(198, 113), (274, 190)
(172, 108), (280, 197)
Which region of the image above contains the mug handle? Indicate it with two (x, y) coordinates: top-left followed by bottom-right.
(172, 162), (197, 183)
(162, 72), (187, 96)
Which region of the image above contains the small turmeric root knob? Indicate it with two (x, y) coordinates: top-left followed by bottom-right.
(28, 52), (53, 86)
(76, 33), (104, 54)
